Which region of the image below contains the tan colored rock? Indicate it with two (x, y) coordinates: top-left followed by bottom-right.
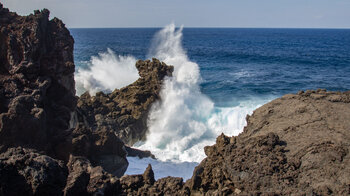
(188, 90), (350, 195)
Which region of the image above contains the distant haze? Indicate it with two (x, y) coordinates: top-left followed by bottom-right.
(2, 0), (350, 28)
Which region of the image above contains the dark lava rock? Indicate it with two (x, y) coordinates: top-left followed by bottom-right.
(119, 164), (189, 196)
(54, 123), (129, 178)
(0, 3), (76, 158)
(125, 146), (156, 159)
(76, 58), (173, 146)
(0, 147), (68, 196)
(64, 155), (120, 196)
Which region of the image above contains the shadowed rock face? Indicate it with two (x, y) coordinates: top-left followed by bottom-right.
(0, 4), (76, 158)
(76, 58), (174, 146)
(0, 4), (127, 195)
(0, 147), (68, 196)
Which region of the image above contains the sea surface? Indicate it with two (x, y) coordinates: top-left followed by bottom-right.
(70, 26), (350, 180)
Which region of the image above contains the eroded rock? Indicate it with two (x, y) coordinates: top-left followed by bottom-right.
(187, 90), (350, 195)
(76, 58), (174, 146)
(0, 147), (68, 196)
(0, 3), (76, 158)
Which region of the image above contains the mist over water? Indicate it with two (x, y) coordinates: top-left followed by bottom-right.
(75, 48), (138, 95)
(131, 24), (261, 163)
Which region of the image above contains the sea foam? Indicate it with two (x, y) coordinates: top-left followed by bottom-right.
(75, 24), (267, 180)
(75, 48), (139, 95)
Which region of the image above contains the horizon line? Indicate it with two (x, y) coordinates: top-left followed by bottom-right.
(68, 26), (350, 30)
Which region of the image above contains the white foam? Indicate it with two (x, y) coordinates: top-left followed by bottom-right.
(75, 48), (139, 95)
(135, 24), (268, 163)
(74, 24), (271, 180)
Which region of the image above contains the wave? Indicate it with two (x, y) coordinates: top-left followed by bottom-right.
(75, 48), (139, 95)
(132, 24), (266, 163)
(74, 23), (269, 169)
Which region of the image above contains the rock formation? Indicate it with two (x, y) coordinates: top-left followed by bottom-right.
(0, 3), (76, 158)
(0, 4), (128, 195)
(188, 90), (350, 195)
(76, 58), (173, 146)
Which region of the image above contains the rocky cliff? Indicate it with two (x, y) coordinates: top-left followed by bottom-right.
(0, 3), (76, 158)
(0, 4), (127, 195)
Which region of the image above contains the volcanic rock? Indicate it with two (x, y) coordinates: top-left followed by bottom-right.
(65, 123), (129, 177)
(76, 58), (174, 146)
(187, 90), (350, 195)
(0, 4), (76, 158)
(64, 155), (120, 196)
(0, 147), (68, 196)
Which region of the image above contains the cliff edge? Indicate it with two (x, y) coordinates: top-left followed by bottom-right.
(0, 3), (76, 158)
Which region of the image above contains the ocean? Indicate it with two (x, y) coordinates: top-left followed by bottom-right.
(70, 25), (350, 180)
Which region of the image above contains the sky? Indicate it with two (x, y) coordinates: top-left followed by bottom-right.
(1, 0), (350, 28)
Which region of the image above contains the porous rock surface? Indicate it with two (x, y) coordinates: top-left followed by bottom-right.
(76, 58), (173, 146)
(0, 3), (76, 157)
(188, 90), (350, 195)
(0, 147), (68, 196)
(0, 4), (127, 195)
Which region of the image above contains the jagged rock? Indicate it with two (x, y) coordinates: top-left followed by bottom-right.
(119, 164), (188, 195)
(0, 3), (76, 158)
(63, 123), (128, 178)
(64, 155), (119, 196)
(125, 146), (155, 159)
(0, 147), (68, 196)
(187, 90), (350, 195)
(77, 58), (174, 146)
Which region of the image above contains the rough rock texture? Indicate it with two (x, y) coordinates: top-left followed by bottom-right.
(188, 90), (350, 195)
(67, 124), (129, 177)
(118, 164), (189, 196)
(0, 4), (76, 158)
(76, 58), (173, 146)
(0, 4), (127, 195)
(0, 147), (68, 196)
(64, 155), (120, 196)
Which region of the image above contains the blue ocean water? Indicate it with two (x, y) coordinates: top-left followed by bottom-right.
(70, 27), (350, 179)
(71, 28), (350, 107)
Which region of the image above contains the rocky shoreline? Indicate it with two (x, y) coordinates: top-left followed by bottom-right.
(1, 4), (349, 195)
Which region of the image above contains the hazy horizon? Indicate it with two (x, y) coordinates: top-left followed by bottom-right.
(2, 0), (350, 29)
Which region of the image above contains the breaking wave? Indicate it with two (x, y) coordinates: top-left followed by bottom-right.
(75, 48), (138, 95)
(134, 24), (263, 163)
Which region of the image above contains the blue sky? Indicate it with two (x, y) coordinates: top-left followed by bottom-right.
(2, 0), (350, 28)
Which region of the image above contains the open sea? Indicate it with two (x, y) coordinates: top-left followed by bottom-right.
(70, 26), (350, 180)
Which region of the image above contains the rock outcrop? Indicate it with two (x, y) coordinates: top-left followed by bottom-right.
(188, 90), (350, 195)
(76, 59), (173, 146)
(0, 4), (76, 158)
(0, 4), (128, 195)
